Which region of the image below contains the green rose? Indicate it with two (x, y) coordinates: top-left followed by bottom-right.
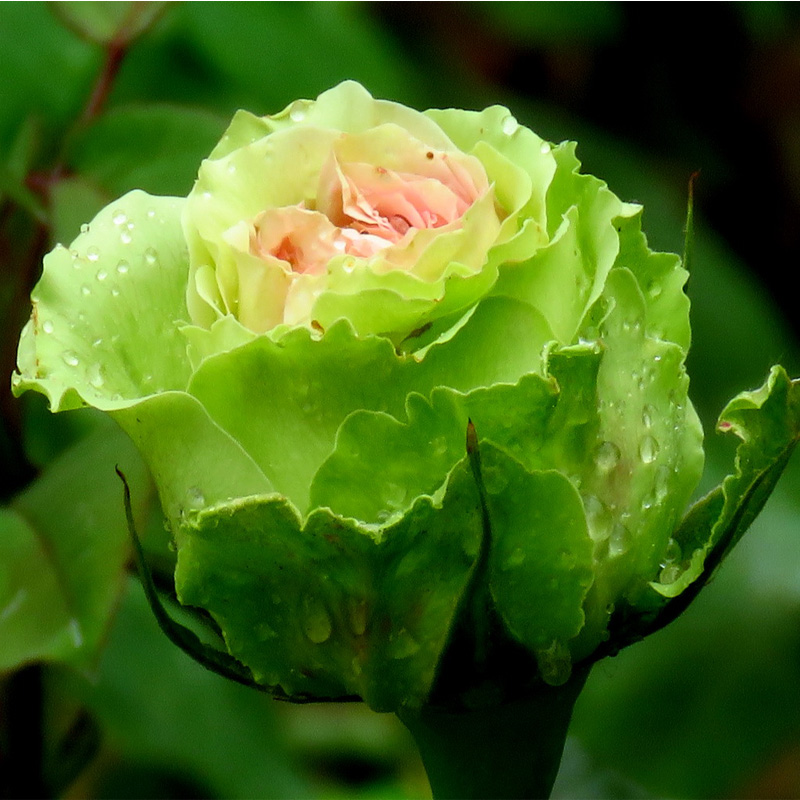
(13, 82), (800, 714)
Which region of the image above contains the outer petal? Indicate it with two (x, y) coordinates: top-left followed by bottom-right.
(13, 191), (193, 410)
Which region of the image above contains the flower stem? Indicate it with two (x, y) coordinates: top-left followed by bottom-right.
(398, 665), (589, 800)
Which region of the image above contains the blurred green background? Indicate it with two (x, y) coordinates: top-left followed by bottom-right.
(1, 3), (800, 798)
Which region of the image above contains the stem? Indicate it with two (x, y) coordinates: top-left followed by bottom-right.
(398, 665), (590, 800)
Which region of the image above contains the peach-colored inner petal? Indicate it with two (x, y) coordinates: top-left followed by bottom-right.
(244, 140), (489, 301)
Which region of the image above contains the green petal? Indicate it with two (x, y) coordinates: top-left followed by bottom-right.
(481, 445), (594, 685)
(582, 269), (703, 602)
(425, 104), (556, 236)
(12, 191), (192, 410)
(175, 458), (485, 711)
(264, 81), (458, 150)
(111, 391), (272, 526)
(650, 366), (800, 599)
(185, 321), (416, 513)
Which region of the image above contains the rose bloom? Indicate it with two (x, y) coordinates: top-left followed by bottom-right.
(15, 82), (727, 711)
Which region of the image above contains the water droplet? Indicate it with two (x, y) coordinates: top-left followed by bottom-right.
(289, 101), (308, 122)
(42, 320), (54, 334)
(659, 563), (681, 585)
(202, 190), (212, 200)
(653, 464), (670, 503)
(382, 482), (405, 511)
(503, 546), (526, 569)
(430, 436), (448, 458)
(540, 141), (552, 154)
(80, 284), (91, 296)
(96, 268), (107, 281)
(642, 404), (655, 428)
(86, 246), (100, 262)
(147, 208), (156, 219)
(347, 598), (368, 636)
(116, 260), (129, 274)
(662, 538), (682, 566)
(144, 248), (157, 265)
(62, 351), (80, 367)
(112, 210), (127, 225)
(80, 223), (90, 234)
(608, 522), (631, 557)
(302, 596), (332, 643)
(584, 495), (612, 542)
(68, 619), (83, 648)
(186, 486), (205, 508)
(536, 639), (572, 686)
(594, 441), (621, 472)
(341, 257), (356, 273)
(111, 286), (120, 297)
(256, 622), (277, 641)
(227, 162), (237, 175)
(389, 628), (420, 659)
(639, 435), (659, 464)
(88, 363), (105, 389)
(120, 230), (132, 245)
(501, 114), (519, 136)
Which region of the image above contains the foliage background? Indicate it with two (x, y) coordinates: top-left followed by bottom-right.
(1, 3), (800, 797)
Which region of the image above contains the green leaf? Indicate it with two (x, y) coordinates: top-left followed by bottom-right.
(49, 175), (110, 248)
(51, 2), (168, 45)
(69, 106), (227, 197)
(13, 190), (193, 411)
(649, 366), (800, 600)
(1, 420), (152, 672)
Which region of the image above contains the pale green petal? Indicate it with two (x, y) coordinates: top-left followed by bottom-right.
(13, 191), (192, 410)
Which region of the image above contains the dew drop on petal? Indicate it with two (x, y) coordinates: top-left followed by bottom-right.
(62, 351), (80, 367)
(639, 435), (659, 464)
(81, 284), (91, 297)
(80, 223), (90, 234)
(594, 441), (621, 472)
(642, 404), (655, 429)
(289, 101), (308, 122)
(116, 260), (129, 274)
(96, 268), (107, 282)
(503, 546), (526, 570)
(86, 246), (100, 262)
(388, 628), (420, 660)
(68, 619), (83, 648)
(584, 495), (612, 542)
(501, 114), (519, 136)
(147, 208), (156, 219)
(608, 522), (631, 557)
(42, 320), (54, 334)
(302, 596), (332, 644)
(186, 486), (205, 508)
(120, 230), (132, 245)
(144, 248), (157, 265)
(88, 363), (105, 389)
(659, 563), (682, 585)
(540, 141), (552, 154)
(112, 210), (127, 226)
(347, 598), (368, 636)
